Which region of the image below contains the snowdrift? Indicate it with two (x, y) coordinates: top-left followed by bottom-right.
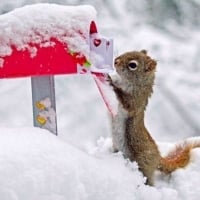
(0, 128), (200, 200)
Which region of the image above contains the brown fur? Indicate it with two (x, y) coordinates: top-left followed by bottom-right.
(109, 50), (200, 186)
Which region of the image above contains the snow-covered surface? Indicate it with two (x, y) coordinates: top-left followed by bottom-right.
(1, 128), (200, 200)
(0, 1), (200, 200)
(0, 4), (96, 59)
(0, 128), (144, 200)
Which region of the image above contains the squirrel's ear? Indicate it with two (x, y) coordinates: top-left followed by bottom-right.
(141, 49), (147, 55)
(145, 58), (157, 72)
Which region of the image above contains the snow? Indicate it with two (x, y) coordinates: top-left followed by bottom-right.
(0, 4), (96, 63)
(0, 128), (200, 200)
(0, 128), (144, 200)
(0, 1), (200, 200)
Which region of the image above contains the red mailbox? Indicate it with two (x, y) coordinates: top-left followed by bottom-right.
(0, 4), (114, 134)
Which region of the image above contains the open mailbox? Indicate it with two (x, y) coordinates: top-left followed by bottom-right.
(0, 4), (113, 134)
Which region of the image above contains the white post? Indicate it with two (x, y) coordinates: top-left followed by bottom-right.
(31, 76), (57, 135)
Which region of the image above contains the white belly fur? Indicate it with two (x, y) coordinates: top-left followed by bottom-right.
(112, 104), (128, 152)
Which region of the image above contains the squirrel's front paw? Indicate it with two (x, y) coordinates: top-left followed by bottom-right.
(107, 75), (116, 88)
(106, 74), (112, 83)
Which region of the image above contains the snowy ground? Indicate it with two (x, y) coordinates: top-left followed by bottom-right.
(1, 128), (200, 200)
(0, 1), (200, 200)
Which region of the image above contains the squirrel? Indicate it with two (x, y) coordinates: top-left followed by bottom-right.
(108, 49), (200, 186)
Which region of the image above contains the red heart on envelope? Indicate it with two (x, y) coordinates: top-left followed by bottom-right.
(94, 39), (101, 47)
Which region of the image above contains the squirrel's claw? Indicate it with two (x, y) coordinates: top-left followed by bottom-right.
(107, 75), (115, 87)
(106, 74), (112, 82)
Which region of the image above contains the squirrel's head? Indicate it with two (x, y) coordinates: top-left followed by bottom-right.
(114, 50), (157, 86)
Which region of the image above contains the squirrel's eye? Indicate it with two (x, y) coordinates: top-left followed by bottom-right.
(128, 60), (138, 71)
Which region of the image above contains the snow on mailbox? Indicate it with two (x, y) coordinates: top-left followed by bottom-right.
(0, 4), (114, 135)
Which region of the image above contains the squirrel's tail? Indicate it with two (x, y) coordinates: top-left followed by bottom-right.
(158, 140), (200, 174)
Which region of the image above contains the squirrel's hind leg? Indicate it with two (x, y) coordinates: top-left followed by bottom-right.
(140, 167), (155, 186)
